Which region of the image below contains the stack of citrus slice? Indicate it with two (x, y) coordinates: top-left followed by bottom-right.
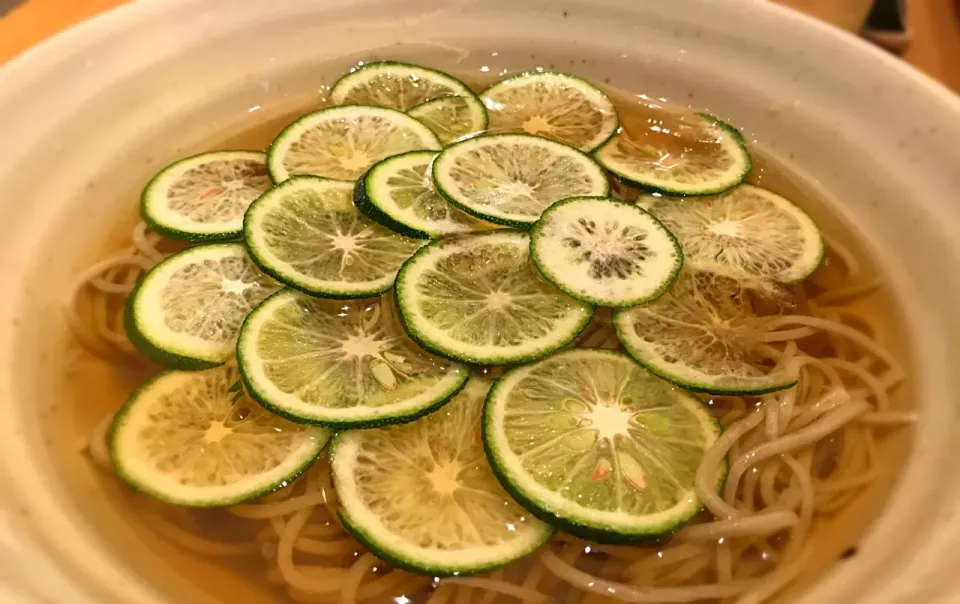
(110, 60), (826, 577)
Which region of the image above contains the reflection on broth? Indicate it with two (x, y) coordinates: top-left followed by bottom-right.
(617, 97), (721, 164)
(58, 63), (914, 604)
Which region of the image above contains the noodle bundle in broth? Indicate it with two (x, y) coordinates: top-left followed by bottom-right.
(66, 61), (913, 604)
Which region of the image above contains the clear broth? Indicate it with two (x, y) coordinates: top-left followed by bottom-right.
(52, 75), (915, 604)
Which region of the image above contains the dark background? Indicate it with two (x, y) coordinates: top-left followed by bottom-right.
(1, 0), (23, 18)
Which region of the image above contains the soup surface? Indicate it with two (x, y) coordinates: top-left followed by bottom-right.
(54, 60), (914, 604)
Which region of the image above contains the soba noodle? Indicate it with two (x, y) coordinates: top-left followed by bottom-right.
(71, 221), (911, 603)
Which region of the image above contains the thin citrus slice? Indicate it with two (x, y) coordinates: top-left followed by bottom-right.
(244, 177), (425, 298)
(110, 364), (329, 507)
(237, 289), (468, 428)
(484, 348), (722, 542)
(481, 71), (618, 152)
(330, 61), (475, 112)
(639, 184), (823, 283)
(432, 133), (609, 228)
(125, 243), (281, 368)
(331, 379), (554, 574)
(594, 113), (751, 195)
(530, 197), (683, 307)
(354, 150), (493, 239)
(267, 105), (440, 183)
(141, 151), (272, 241)
(408, 94), (488, 144)
(395, 230), (593, 365)
(613, 270), (799, 394)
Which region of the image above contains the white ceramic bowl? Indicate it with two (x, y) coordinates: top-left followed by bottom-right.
(1, 0), (959, 602)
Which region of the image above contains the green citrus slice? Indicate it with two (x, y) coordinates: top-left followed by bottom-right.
(237, 289), (468, 428)
(408, 94), (488, 144)
(432, 133), (609, 228)
(267, 105), (440, 183)
(141, 151), (271, 241)
(244, 177), (425, 298)
(594, 113), (751, 195)
(613, 270), (799, 394)
(638, 184), (823, 283)
(110, 364), (329, 507)
(330, 61), (475, 111)
(125, 243), (281, 369)
(395, 230), (594, 365)
(483, 348), (722, 542)
(331, 379), (554, 574)
(354, 150), (494, 239)
(530, 197), (683, 307)
(481, 71), (619, 152)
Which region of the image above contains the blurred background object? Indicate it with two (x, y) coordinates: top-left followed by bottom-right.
(862, 0), (911, 53)
(779, 0), (876, 31)
(780, 0), (958, 90)
(0, 0), (958, 90)
(0, 0), (123, 60)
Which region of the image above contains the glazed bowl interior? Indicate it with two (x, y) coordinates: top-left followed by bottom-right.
(1, 0), (960, 602)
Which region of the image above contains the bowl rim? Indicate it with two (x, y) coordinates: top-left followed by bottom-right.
(4, 0), (958, 111)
